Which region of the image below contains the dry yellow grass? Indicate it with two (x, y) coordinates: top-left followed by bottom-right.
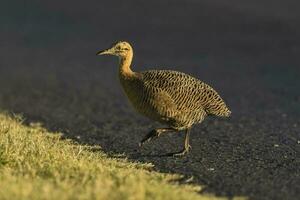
(0, 112), (238, 200)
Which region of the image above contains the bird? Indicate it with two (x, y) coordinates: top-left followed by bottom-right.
(97, 41), (231, 156)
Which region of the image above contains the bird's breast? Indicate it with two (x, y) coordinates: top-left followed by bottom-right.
(119, 75), (146, 111)
(119, 75), (165, 121)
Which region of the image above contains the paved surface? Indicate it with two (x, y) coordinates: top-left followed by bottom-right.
(1, 1), (300, 200)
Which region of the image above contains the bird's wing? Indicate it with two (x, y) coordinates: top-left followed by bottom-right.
(141, 70), (231, 117)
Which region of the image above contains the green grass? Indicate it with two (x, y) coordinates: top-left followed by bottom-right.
(0, 113), (230, 200)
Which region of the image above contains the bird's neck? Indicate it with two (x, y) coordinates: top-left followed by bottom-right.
(119, 52), (134, 77)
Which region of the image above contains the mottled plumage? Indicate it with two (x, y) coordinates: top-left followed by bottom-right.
(121, 70), (230, 130)
(97, 41), (231, 156)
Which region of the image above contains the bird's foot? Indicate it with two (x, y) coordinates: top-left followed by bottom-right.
(168, 145), (192, 157)
(139, 129), (161, 147)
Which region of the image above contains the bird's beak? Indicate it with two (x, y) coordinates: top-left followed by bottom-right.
(96, 48), (113, 56)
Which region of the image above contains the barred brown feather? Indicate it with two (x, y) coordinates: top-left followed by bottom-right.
(120, 70), (231, 130)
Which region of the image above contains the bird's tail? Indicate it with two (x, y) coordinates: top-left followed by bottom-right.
(206, 101), (231, 117)
(220, 107), (231, 117)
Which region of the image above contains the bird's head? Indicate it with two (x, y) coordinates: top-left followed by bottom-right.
(97, 41), (132, 58)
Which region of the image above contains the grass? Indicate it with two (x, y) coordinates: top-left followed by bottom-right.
(0, 112), (230, 200)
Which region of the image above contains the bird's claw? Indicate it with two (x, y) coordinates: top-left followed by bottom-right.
(168, 145), (191, 157)
(139, 130), (160, 147)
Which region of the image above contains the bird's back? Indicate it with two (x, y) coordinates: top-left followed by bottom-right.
(120, 69), (231, 129)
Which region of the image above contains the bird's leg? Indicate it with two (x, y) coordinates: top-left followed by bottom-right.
(170, 128), (192, 157)
(139, 128), (176, 147)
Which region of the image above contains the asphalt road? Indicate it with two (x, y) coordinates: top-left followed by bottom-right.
(0, 1), (299, 200)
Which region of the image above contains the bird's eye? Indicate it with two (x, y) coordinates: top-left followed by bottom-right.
(123, 47), (129, 51)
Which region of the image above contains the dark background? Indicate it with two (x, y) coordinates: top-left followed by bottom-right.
(1, 1), (300, 200)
